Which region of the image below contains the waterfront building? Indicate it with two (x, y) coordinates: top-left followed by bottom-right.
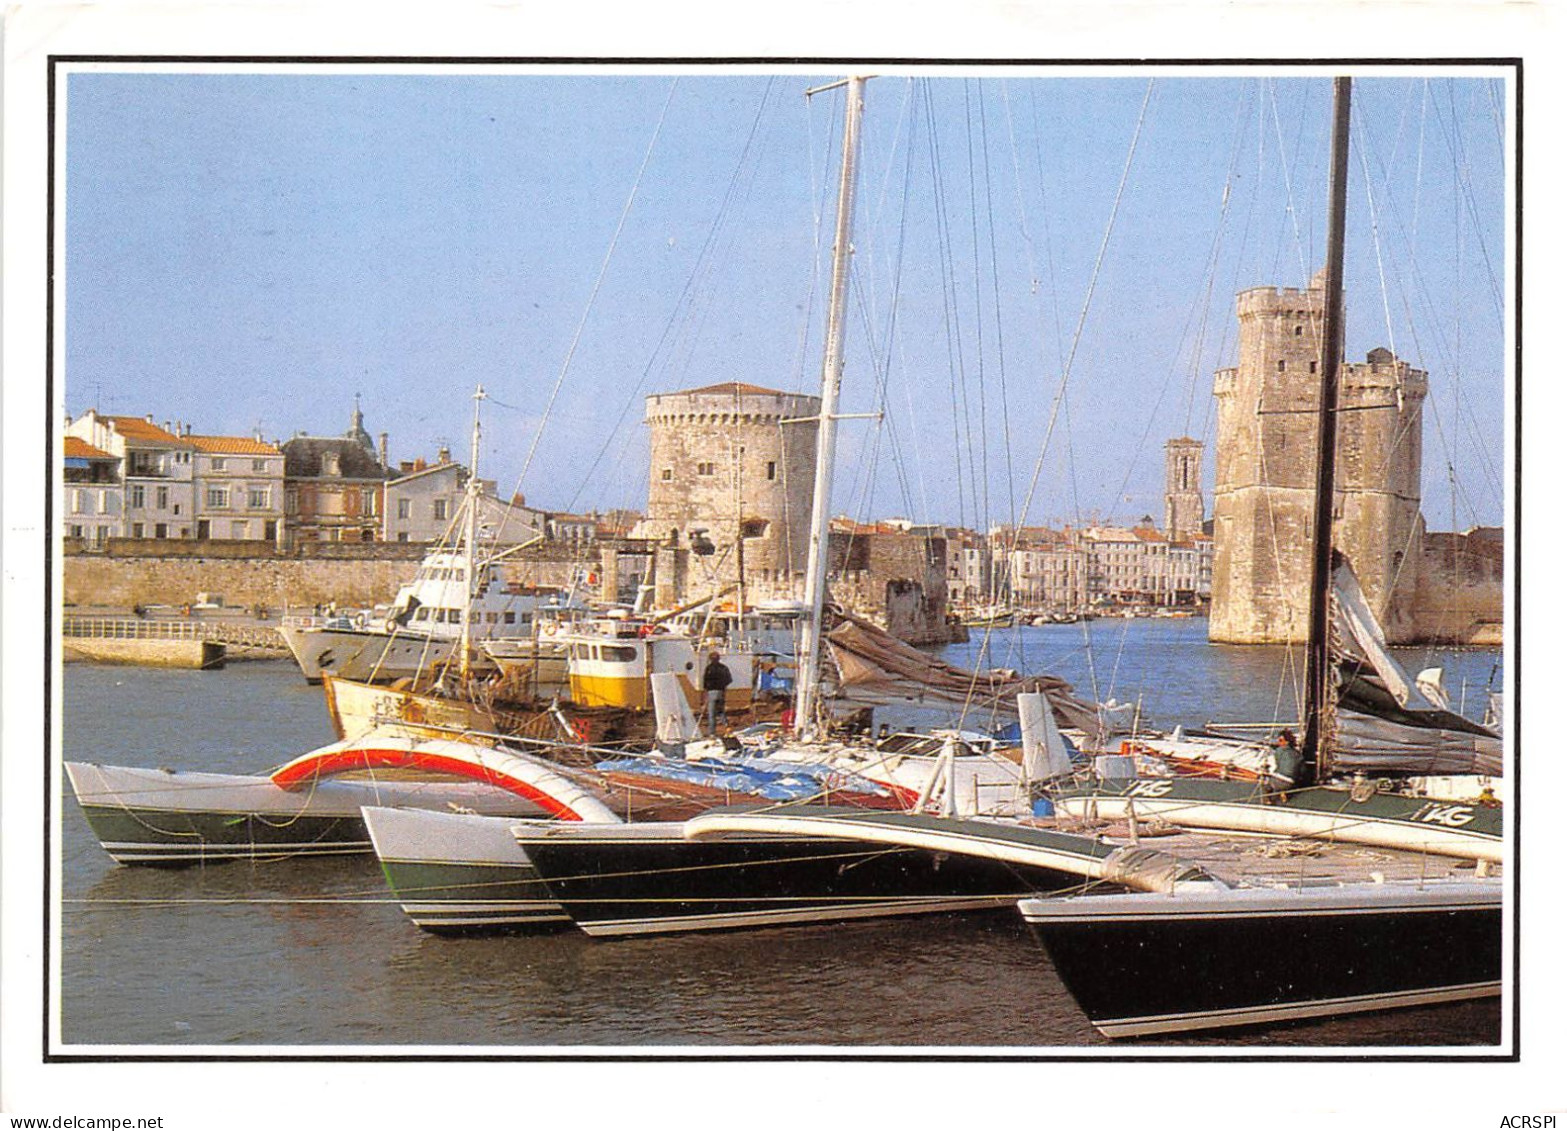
(63, 436), (123, 548)
(382, 452), (548, 545)
(187, 433), (285, 544)
(280, 404), (391, 544)
(64, 412), (196, 540)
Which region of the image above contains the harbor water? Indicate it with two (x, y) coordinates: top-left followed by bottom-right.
(57, 618), (1505, 1050)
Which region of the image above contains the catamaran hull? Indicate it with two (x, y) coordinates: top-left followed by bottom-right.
(1019, 881), (1502, 1038)
(363, 806), (569, 933)
(513, 822), (1087, 938)
(1054, 779), (1504, 862)
(65, 762), (549, 866)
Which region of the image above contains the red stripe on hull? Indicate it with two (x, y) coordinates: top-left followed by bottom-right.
(270, 748), (586, 820)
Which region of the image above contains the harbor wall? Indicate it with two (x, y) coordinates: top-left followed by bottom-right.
(62, 638), (223, 669)
(61, 540), (617, 613)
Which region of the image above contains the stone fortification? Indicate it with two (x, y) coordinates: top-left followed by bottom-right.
(1210, 278), (1428, 644)
(828, 529), (954, 645)
(633, 382), (819, 598)
(62, 540), (630, 614)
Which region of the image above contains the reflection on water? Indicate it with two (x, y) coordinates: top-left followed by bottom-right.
(58, 635), (1503, 1051)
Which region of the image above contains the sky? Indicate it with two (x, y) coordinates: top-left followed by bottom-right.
(62, 65), (1510, 533)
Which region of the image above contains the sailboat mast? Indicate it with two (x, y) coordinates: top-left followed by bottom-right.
(794, 76), (866, 741)
(459, 384), (487, 681)
(1300, 77), (1353, 784)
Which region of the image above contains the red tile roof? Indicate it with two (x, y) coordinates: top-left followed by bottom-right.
(103, 415), (186, 444)
(186, 434), (281, 455)
(682, 381), (792, 398)
(64, 436), (115, 460)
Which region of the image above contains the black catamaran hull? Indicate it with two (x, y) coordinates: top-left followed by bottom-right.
(1020, 881), (1502, 1038)
(514, 822), (1090, 938)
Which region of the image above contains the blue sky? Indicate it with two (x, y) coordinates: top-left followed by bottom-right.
(63, 67), (1508, 531)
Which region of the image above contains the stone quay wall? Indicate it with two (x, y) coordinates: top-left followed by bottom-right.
(62, 540), (628, 613)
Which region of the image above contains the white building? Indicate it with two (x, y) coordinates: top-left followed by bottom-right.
(64, 412), (196, 540)
(188, 434), (286, 543)
(63, 436), (123, 547)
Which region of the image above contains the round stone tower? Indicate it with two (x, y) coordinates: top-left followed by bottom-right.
(633, 381), (821, 602)
(1209, 274), (1426, 643)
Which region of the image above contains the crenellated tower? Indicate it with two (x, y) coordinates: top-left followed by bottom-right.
(1209, 273), (1426, 643)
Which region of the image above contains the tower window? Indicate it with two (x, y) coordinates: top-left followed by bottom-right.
(1277, 359), (1286, 372)
(660, 468), (673, 481)
(1295, 325), (1303, 336)
(766, 461), (777, 481)
(696, 462), (715, 477)
(1309, 361), (1318, 373)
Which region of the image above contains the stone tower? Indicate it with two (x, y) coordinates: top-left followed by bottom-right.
(1164, 437), (1205, 541)
(632, 381), (820, 604)
(1209, 274), (1427, 644)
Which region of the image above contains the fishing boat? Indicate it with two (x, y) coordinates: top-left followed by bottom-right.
(278, 387), (583, 686)
(1021, 78), (1504, 1038)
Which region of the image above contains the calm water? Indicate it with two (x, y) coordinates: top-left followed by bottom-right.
(57, 621), (1505, 1051)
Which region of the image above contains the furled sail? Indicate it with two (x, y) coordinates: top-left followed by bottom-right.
(823, 608), (1107, 738)
(1329, 556), (1502, 776)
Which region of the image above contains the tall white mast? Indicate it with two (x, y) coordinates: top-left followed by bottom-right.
(459, 384), (487, 681)
(793, 76), (865, 741)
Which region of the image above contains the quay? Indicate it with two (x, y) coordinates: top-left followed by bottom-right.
(61, 612), (287, 669)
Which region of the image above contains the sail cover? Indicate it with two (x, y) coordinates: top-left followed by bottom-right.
(1329, 557), (1502, 777)
(823, 609), (1106, 738)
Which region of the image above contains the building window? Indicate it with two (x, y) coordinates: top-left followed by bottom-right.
(253, 458), (267, 472)
(433, 499), (449, 521)
(156, 485), (169, 510)
(396, 532), (408, 543)
(207, 487), (230, 509)
(154, 523), (168, 539)
(211, 457), (226, 471)
(71, 490), (84, 514)
(248, 487), (270, 509)
(397, 498), (411, 520)
(696, 462), (715, 477)
(128, 484), (146, 509)
(69, 524), (83, 539)
(131, 522), (144, 538)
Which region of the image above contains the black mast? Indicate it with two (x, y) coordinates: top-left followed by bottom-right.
(1300, 76), (1354, 785)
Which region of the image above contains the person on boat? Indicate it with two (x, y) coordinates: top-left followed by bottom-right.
(755, 659), (780, 701)
(702, 651), (733, 735)
(1270, 728), (1302, 794)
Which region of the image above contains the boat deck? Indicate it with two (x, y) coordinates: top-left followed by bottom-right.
(1054, 820), (1497, 890)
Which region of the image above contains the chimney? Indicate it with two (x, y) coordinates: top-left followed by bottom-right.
(512, 492), (526, 506)
(437, 445), (451, 464)
(254, 429), (263, 442)
(164, 421), (172, 434)
(184, 424), (192, 437)
(379, 432), (389, 469)
(145, 414), (155, 424)
(399, 460), (414, 473)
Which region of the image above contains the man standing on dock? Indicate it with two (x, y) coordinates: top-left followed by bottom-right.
(702, 651), (732, 735)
